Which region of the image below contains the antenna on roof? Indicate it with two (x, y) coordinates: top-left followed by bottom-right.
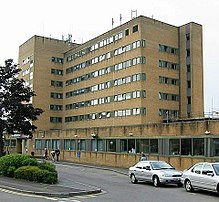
(62, 34), (72, 43)
(120, 14), (122, 25)
(131, 10), (137, 19)
(112, 18), (114, 28)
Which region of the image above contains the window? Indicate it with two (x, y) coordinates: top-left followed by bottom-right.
(150, 139), (158, 153)
(133, 108), (140, 115)
(91, 139), (97, 151)
(187, 96), (191, 104)
(187, 65), (191, 72)
(52, 139), (60, 150)
(97, 140), (103, 151)
(107, 139), (116, 152)
(50, 105), (62, 111)
(193, 138), (204, 156)
(136, 139), (149, 153)
(169, 139), (180, 155)
(186, 33), (190, 41)
(191, 164), (203, 174)
(35, 139), (42, 150)
(50, 117), (62, 123)
(125, 29), (129, 36)
(186, 49), (190, 57)
(79, 140), (86, 151)
(51, 80), (63, 87)
(187, 81), (191, 88)
(120, 139), (128, 152)
(213, 139), (219, 156)
(202, 164), (213, 175)
(181, 139), (192, 155)
(133, 25), (139, 33)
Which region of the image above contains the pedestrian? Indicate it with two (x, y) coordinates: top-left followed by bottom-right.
(44, 148), (48, 160)
(140, 152), (147, 161)
(51, 149), (55, 162)
(55, 148), (60, 161)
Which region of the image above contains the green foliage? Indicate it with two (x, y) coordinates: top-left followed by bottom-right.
(0, 154), (58, 184)
(34, 169), (58, 184)
(0, 154), (30, 176)
(14, 166), (58, 184)
(0, 59), (43, 157)
(7, 166), (16, 177)
(22, 158), (39, 167)
(38, 160), (56, 172)
(14, 166), (41, 181)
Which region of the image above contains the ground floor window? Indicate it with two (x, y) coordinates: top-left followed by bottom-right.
(169, 139), (180, 155)
(212, 138), (219, 156)
(181, 138), (192, 155)
(52, 139), (60, 150)
(128, 139), (135, 153)
(64, 139), (76, 150)
(97, 139), (103, 151)
(30, 136), (219, 158)
(45, 139), (51, 149)
(120, 139), (128, 152)
(91, 139), (97, 151)
(193, 138), (204, 156)
(150, 139), (158, 153)
(79, 140), (86, 151)
(107, 139), (116, 152)
(35, 139), (42, 150)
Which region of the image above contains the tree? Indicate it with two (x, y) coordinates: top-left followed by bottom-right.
(0, 59), (43, 157)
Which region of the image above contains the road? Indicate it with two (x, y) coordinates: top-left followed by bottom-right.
(0, 163), (218, 202)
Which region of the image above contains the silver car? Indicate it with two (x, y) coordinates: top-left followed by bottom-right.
(181, 162), (219, 193)
(129, 160), (182, 187)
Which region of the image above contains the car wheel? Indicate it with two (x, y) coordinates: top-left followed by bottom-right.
(185, 180), (194, 192)
(130, 174), (138, 184)
(153, 176), (160, 187)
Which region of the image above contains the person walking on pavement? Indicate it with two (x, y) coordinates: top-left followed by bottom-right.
(51, 149), (55, 162)
(44, 148), (48, 160)
(55, 148), (60, 161)
(140, 152), (147, 161)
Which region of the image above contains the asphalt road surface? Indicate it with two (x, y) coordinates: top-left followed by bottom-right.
(0, 163), (218, 202)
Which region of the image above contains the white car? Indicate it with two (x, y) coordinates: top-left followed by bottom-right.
(129, 160), (182, 187)
(181, 162), (219, 193)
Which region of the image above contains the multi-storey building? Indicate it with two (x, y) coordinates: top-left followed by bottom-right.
(11, 15), (215, 170)
(19, 15), (204, 131)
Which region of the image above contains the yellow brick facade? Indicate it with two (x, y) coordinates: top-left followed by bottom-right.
(7, 16), (212, 170)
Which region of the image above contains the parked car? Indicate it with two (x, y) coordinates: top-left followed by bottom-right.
(129, 160), (182, 187)
(181, 162), (219, 193)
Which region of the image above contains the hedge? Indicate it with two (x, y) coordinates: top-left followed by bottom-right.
(0, 154), (58, 184)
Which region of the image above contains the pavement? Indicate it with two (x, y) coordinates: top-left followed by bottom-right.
(0, 161), (128, 198)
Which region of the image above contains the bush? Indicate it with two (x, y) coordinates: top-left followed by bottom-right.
(22, 158), (39, 167)
(14, 166), (40, 181)
(0, 154), (58, 184)
(14, 166), (58, 184)
(38, 161), (56, 172)
(0, 154), (30, 176)
(35, 169), (58, 184)
(7, 166), (16, 177)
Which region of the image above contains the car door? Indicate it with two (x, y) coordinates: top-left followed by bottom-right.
(142, 163), (152, 181)
(199, 163), (217, 191)
(134, 163), (144, 180)
(189, 163), (203, 188)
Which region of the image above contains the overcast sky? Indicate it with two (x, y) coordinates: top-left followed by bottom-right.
(0, 0), (219, 113)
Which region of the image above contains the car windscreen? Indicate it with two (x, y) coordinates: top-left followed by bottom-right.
(150, 162), (174, 170)
(212, 164), (219, 175)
